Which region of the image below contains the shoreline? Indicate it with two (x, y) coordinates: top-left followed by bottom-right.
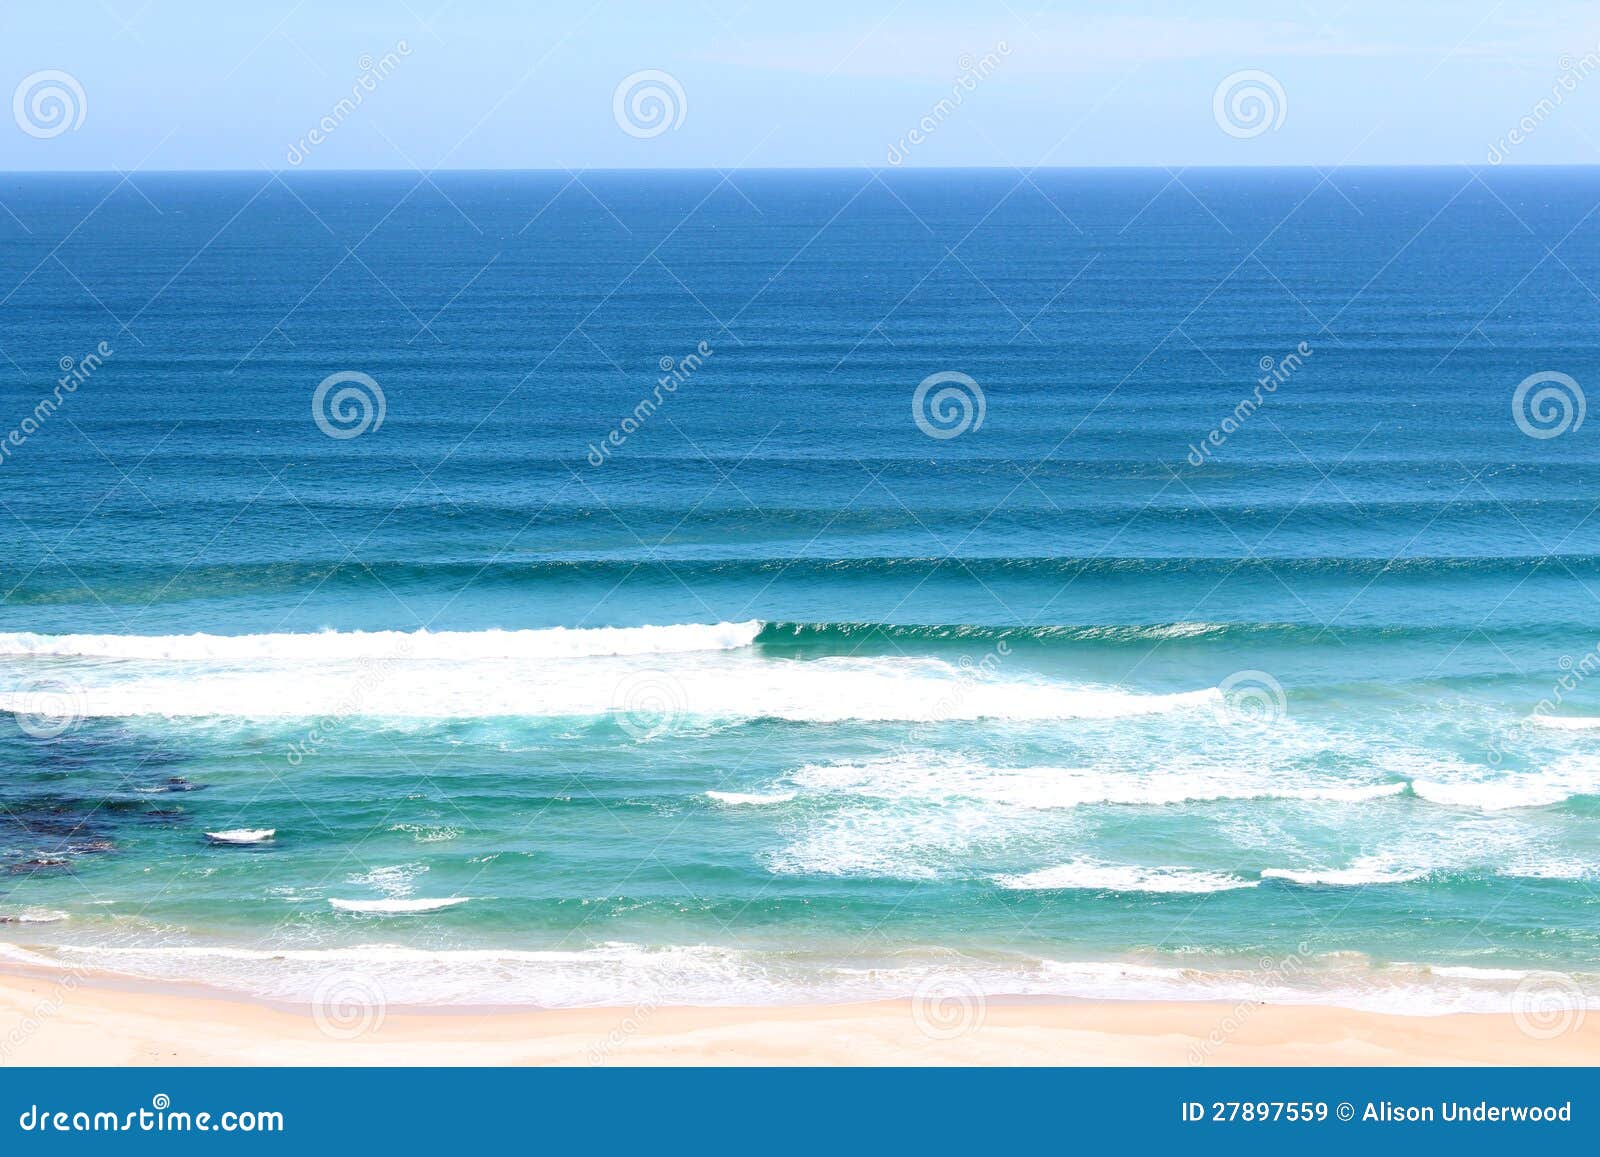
(1, 964), (1596, 1066)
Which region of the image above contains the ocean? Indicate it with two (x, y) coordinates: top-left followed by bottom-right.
(0, 167), (1598, 1016)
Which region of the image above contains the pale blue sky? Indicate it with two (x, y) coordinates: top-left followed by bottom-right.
(4, 1), (1600, 169)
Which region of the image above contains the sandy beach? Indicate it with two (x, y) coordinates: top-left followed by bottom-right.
(0, 965), (1594, 1066)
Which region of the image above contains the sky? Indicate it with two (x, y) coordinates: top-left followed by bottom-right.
(3, 0), (1600, 170)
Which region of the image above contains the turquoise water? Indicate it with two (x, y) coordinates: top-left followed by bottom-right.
(1, 169), (1599, 1011)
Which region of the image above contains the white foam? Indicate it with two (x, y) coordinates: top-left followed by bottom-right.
(14, 939), (1580, 1016)
(0, 652), (1216, 723)
(0, 622), (763, 661)
(204, 829), (275, 845)
(388, 823), (460, 843)
(0, 909), (69, 924)
(1500, 857), (1594, 881)
(706, 790), (796, 806)
(1261, 863), (1429, 886)
(345, 863), (425, 897)
(785, 754), (1403, 810)
(1531, 716), (1600, 731)
(1410, 761), (1600, 810)
(996, 862), (1258, 893)
(1423, 965), (1536, 981)
(766, 756), (1409, 881)
(328, 897), (470, 914)
(765, 816), (957, 880)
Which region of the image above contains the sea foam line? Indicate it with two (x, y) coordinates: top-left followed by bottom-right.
(0, 658), (1217, 723)
(1260, 864), (1431, 886)
(0, 622), (763, 661)
(706, 790), (797, 806)
(1, 941), (1586, 1016)
(783, 755), (1404, 810)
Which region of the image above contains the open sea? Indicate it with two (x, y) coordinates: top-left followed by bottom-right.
(0, 168), (1598, 1016)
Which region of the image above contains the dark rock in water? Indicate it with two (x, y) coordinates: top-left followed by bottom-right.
(15, 815), (84, 837)
(9, 858), (69, 873)
(133, 777), (206, 795)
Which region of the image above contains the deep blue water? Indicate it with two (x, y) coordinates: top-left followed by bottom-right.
(0, 169), (1598, 1011)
